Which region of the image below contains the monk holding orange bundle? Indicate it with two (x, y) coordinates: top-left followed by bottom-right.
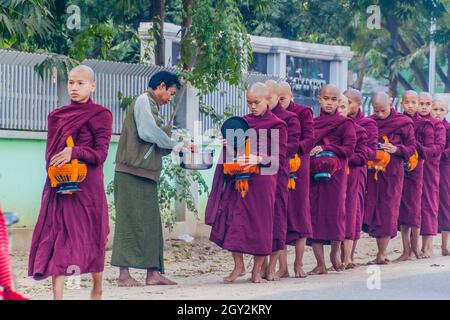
(308, 84), (356, 275)
(28, 66), (113, 300)
(205, 83), (287, 284)
(365, 92), (416, 265)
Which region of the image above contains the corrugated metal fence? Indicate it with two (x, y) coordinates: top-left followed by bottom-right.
(0, 49), (402, 135)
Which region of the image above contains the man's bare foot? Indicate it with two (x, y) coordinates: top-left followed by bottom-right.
(330, 256), (343, 272)
(146, 273), (177, 285)
(117, 275), (143, 287)
(276, 269), (290, 279)
(223, 266), (246, 283)
(294, 267), (307, 278)
(308, 265), (328, 275)
(394, 253), (412, 262)
(251, 272), (268, 283)
(266, 272), (280, 281)
(90, 289), (102, 300)
(442, 248), (450, 256)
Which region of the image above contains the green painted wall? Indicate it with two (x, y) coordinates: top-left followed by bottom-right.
(0, 137), (218, 228)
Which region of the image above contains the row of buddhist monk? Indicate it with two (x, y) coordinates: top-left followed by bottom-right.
(205, 81), (450, 284)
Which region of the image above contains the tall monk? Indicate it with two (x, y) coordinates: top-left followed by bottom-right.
(397, 90), (434, 261)
(431, 99), (450, 256)
(337, 95), (368, 269)
(418, 92), (446, 258)
(308, 84), (356, 274)
(344, 88), (378, 265)
(277, 81), (315, 278)
(205, 82), (287, 284)
(365, 92), (416, 265)
(28, 66), (113, 300)
(264, 80), (300, 281)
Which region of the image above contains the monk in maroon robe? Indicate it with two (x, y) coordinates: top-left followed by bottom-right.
(264, 80), (300, 281)
(277, 81), (315, 278)
(308, 85), (356, 275)
(28, 66), (113, 300)
(432, 99), (450, 255)
(365, 92), (416, 265)
(344, 88), (378, 266)
(397, 91), (434, 261)
(205, 82), (287, 284)
(418, 92), (446, 258)
(337, 95), (368, 269)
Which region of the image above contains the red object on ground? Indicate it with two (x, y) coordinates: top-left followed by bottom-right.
(0, 210), (27, 300)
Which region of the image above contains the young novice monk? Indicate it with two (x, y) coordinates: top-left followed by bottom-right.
(344, 88), (378, 266)
(308, 85), (356, 275)
(277, 82), (315, 278)
(365, 92), (416, 265)
(397, 91), (434, 261)
(264, 80), (300, 281)
(431, 99), (450, 256)
(418, 92), (446, 258)
(205, 82), (287, 284)
(337, 95), (368, 269)
(28, 66), (113, 300)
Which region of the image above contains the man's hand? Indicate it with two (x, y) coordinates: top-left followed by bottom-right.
(50, 147), (73, 167)
(310, 146), (324, 156)
(380, 143), (398, 154)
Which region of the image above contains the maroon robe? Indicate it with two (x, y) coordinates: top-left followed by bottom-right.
(346, 122), (368, 240)
(439, 119), (450, 232)
(353, 109), (378, 238)
(205, 109), (287, 256)
(365, 109), (416, 238)
(421, 114), (446, 235)
(398, 113), (434, 228)
(309, 110), (356, 243)
(28, 99), (113, 280)
(286, 102), (315, 244)
(271, 104), (300, 251)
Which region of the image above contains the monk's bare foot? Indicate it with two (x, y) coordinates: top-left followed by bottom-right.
(90, 289), (102, 300)
(223, 266), (246, 283)
(308, 265), (328, 275)
(146, 273), (177, 285)
(343, 261), (354, 270)
(330, 257), (343, 272)
(117, 275), (143, 287)
(294, 267), (307, 278)
(442, 248), (450, 256)
(276, 268), (290, 279)
(349, 262), (359, 269)
(421, 250), (433, 259)
(394, 253), (412, 262)
(266, 272), (281, 281)
(368, 257), (389, 265)
(251, 272), (268, 283)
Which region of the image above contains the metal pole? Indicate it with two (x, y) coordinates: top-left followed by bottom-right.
(429, 18), (437, 95)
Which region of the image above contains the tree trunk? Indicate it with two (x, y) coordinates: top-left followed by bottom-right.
(389, 77), (398, 99)
(152, 0), (165, 66)
(446, 45), (450, 93)
(354, 54), (366, 90)
(181, 0), (194, 71)
(385, 15), (400, 99)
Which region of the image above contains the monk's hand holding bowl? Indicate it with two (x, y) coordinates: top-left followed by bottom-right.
(380, 143), (398, 154)
(310, 146), (324, 156)
(50, 147), (73, 167)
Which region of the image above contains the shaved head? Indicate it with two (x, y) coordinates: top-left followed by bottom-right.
(248, 82), (268, 98)
(418, 92), (433, 116)
(403, 90), (418, 99)
(278, 81), (292, 95)
(344, 88), (362, 103)
(372, 92), (391, 119)
(344, 88), (363, 117)
(69, 65), (95, 82)
(320, 84), (340, 97)
(419, 92), (432, 100)
(265, 80), (281, 109)
(372, 91), (390, 107)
